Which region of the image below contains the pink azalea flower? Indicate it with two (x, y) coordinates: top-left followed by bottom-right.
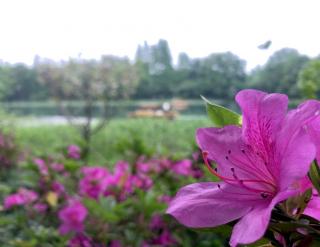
(296, 176), (320, 221)
(109, 161), (130, 186)
(171, 159), (194, 176)
(68, 233), (93, 247)
(129, 174), (153, 191)
(102, 161), (130, 198)
(33, 202), (48, 213)
(109, 240), (122, 247)
(192, 151), (200, 161)
(306, 114), (320, 162)
(68, 145), (81, 160)
(33, 158), (49, 176)
(79, 166), (110, 199)
(136, 162), (150, 174)
(4, 188), (38, 209)
(303, 194), (320, 220)
(152, 229), (176, 246)
(159, 158), (172, 171)
(50, 162), (65, 172)
(191, 169), (204, 179)
(58, 200), (87, 235)
(136, 156), (151, 173)
(149, 214), (164, 230)
(4, 194), (25, 209)
(167, 89), (320, 246)
(292, 106), (320, 220)
(52, 181), (65, 196)
(158, 195), (172, 204)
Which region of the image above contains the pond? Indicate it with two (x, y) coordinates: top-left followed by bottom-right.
(2, 99), (237, 118)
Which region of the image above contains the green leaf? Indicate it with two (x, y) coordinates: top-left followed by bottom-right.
(83, 197), (120, 223)
(201, 96), (241, 127)
(285, 188), (312, 219)
(192, 224), (232, 237)
(308, 161), (320, 195)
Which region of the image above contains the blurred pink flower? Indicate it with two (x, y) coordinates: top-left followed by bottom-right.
(58, 200), (87, 235)
(52, 181), (65, 196)
(158, 195), (172, 205)
(137, 157), (164, 173)
(51, 162), (65, 172)
(33, 158), (49, 176)
(152, 229), (176, 246)
(33, 202), (48, 213)
(68, 145), (81, 160)
(129, 174), (153, 191)
(109, 240), (122, 247)
(192, 151), (200, 161)
(108, 161), (130, 186)
(79, 166), (110, 199)
(149, 214), (164, 230)
(171, 159), (193, 176)
(136, 162), (150, 174)
(68, 233), (92, 247)
(4, 194), (24, 209)
(192, 169), (204, 179)
(4, 188), (38, 209)
(159, 158), (172, 170)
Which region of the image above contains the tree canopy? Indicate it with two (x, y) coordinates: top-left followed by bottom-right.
(0, 40), (317, 102)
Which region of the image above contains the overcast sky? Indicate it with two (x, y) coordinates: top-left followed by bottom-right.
(0, 0), (319, 70)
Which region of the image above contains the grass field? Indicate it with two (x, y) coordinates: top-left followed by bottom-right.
(14, 118), (211, 165)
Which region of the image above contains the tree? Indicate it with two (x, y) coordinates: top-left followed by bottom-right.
(36, 56), (138, 160)
(298, 59), (320, 99)
(249, 48), (309, 97)
(174, 52), (246, 99)
(0, 64), (14, 101)
(134, 39), (175, 98)
(8, 64), (48, 101)
(177, 53), (192, 70)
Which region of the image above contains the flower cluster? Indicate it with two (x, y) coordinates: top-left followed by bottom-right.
(4, 188), (38, 209)
(2, 143), (203, 246)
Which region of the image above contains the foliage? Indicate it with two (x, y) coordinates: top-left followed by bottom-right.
(201, 96), (241, 127)
(35, 56), (140, 159)
(0, 63), (48, 101)
(298, 59), (320, 99)
(249, 48), (309, 97)
(1, 40), (316, 102)
(0, 130), (20, 180)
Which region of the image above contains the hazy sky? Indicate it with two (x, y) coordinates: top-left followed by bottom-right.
(0, 0), (319, 70)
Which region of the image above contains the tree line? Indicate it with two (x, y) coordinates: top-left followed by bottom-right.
(0, 39), (319, 102)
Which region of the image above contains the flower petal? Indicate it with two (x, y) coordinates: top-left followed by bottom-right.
(196, 126), (245, 178)
(278, 127), (316, 190)
(196, 126), (272, 182)
(235, 89), (288, 155)
(277, 100), (320, 156)
(167, 182), (261, 228)
(303, 195), (320, 221)
(230, 190), (298, 247)
(307, 115), (320, 162)
(274, 100), (320, 190)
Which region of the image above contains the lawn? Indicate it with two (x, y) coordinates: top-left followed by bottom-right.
(14, 118), (211, 165)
